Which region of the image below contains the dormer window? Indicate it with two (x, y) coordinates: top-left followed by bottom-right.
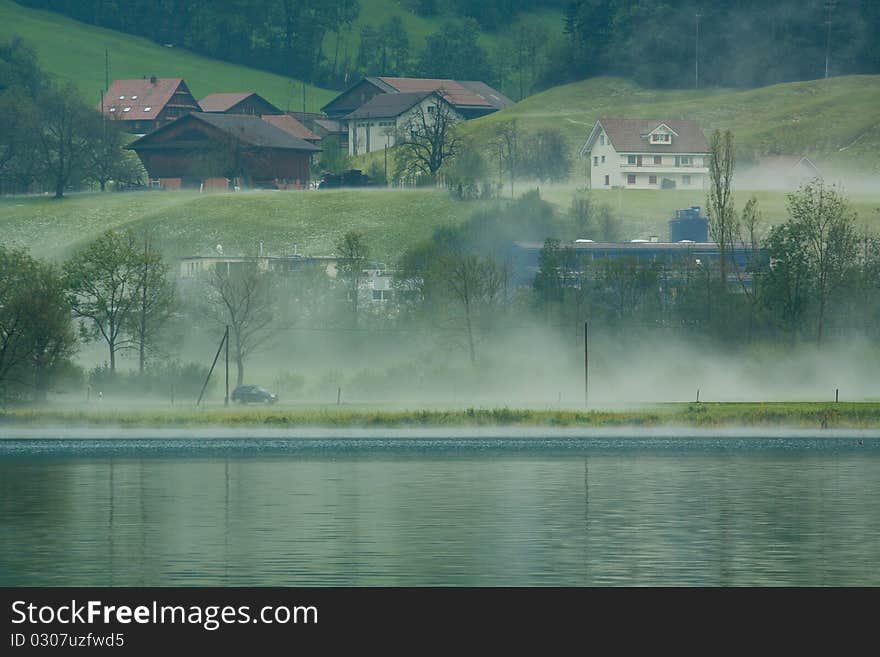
(651, 133), (671, 143)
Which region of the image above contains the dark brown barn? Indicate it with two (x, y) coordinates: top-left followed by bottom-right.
(128, 112), (320, 190)
(199, 92), (284, 116)
(99, 77), (201, 134)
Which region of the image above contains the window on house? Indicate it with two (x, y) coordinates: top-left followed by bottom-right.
(649, 175), (657, 184)
(683, 175), (691, 185)
(680, 156), (692, 167)
(604, 175), (609, 186)
(594, 156), (598, 165)
(627, 174), (636, 185)
(427, 105), (435, 114)
(627, 155), (636, 164)
(600, 135), (605, 145)
(601, 155), (605, 163)
(654, 156), (662, 165)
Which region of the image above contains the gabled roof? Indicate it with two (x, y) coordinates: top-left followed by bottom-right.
(343, 91), (437, 120)
(199, 92), (282, 114)
(99, 77), (196, 119)
(261, 114), (321, 142)
(375, 77), (492, 108)
(129, 112), (320, 151)
(757, 155), (820, 172)
(581, 119), (710, 155)
(457, 81), (514, 110)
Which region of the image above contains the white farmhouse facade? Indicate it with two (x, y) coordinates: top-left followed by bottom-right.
(344, 91), (462, 157)
(580, 119), (710, 190)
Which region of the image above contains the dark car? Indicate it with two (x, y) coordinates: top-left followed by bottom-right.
(231, 385), (279, 404)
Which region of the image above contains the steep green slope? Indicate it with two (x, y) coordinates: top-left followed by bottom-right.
(463, 75), (880, 171)
(0, 0), (335, 110)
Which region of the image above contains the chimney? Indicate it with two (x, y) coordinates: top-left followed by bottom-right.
(150, 75), (157, 84)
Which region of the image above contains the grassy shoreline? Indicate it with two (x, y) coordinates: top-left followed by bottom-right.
(2, 402), (880, 430)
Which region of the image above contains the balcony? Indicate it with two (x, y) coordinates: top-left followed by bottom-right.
(619, 162), (708, 174)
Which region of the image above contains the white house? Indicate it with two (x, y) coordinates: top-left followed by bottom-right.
(580, 119), (710, 190)
(344, 91), (462, 157)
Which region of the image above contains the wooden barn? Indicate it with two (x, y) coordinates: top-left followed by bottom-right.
(128, 112), (320, 190)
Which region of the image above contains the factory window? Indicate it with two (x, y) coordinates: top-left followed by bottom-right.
(627, 174), (636, 185)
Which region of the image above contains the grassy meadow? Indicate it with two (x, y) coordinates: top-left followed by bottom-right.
(2, 402), (879, 430)
(0, 189), (478, 262)
(0, 0), (335, 110)
(3, 185), (878, 264)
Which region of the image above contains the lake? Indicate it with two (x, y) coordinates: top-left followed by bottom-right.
(1, 431), (879, 586)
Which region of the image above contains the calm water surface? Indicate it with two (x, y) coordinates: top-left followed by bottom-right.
(1, 434), (879, 586)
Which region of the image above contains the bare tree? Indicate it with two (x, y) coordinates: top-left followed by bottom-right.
(489, 120), (520, 198)
(335, 231), (369, 328)
(129, 233), (175, 374)
(394, 96), (461, 181)
(202, 262), (277, 386)
(707, 129), (736, 289)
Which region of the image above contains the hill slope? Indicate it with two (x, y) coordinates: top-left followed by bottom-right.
(0, 0), (335, 110)
(0, 190), (477, 263)
(463, 75), (880, 171)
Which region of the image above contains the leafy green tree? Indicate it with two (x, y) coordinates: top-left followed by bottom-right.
(707, 129), (736, 290)
(0, 246), (76, 401)
(417, 18), (493, 81)
(64, 231), (142, 374)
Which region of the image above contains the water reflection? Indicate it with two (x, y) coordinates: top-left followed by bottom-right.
(1, 443), (879, 586)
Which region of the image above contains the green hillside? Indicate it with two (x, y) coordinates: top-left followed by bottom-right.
(326, 1), (563, 69)
(0, 0), (335, 110)
(463, 75), (880, 171)
(0, 190), (477, 263)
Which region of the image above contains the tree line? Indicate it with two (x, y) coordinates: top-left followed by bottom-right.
(17, 0), (561, 99)
(556, 0), (880, 90)
(0, 37), (142, 196)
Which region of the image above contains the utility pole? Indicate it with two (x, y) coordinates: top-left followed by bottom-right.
(824, 1), (834, 79)
(695, 13), (701, 90)
(224, 324), (230, 406)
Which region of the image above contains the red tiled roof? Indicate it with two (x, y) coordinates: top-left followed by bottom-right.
(261, 114), (321, 142)
(198, 92), (252, 112)
(597, 119), (710, 154)
(99, 78), (195, 120)
(376, 77), (491, 108)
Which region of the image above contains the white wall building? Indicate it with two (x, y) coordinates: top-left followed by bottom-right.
(344, 91), (462, 157)
(579, 119), (710, 190)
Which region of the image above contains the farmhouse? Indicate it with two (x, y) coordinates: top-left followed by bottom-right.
(199, 91), (283, 116)
(99, 77), (201, 134)
(580, 119), (710, 190)
(344, 91), (461, 156)
(321, 76), (511, 120)
(128, 112), (319, 190)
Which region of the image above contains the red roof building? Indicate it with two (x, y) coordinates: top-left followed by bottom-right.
(99, 77), (201, 134)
